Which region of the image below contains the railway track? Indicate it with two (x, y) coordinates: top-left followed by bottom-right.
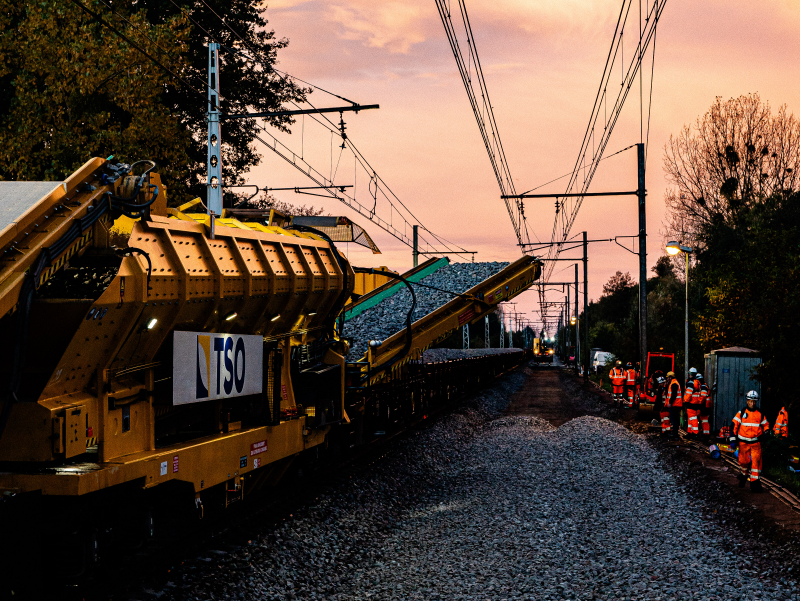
(676, 430), (800, 513)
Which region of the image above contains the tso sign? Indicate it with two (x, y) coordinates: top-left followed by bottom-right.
(173, 331), (263, 405)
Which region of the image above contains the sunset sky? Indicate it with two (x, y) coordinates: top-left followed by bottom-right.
(244, 0), (800, 334)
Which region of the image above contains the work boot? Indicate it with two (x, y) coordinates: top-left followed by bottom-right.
(751, 480), (763, 493)
(737, 474), (747, 488)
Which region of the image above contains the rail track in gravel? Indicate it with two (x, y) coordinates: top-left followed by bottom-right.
(15, 355), (531, 601)
(675, 430), (800, 512)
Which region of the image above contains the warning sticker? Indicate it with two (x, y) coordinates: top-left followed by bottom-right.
(281, 384), (288, 400)
(250, 440), (268, 456)
(458, 308), (476, 326)
(253, 458), (261, 469)
(172, 455), (179, 473)
(160, 461), (168, 476)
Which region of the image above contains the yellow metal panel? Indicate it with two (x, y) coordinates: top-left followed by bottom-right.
(0, 419), (328, 496)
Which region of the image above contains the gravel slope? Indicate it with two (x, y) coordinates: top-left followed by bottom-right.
(345, 262), (509, 358)
(143, 366), (797, 601)
(348, 416), (797, 600)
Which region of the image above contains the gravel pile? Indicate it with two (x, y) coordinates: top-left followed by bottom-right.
(142, 363), (530, 601)
(141, 367), (799, 601)
(421, 347), (522, 363)
(345, 262), (509, 358)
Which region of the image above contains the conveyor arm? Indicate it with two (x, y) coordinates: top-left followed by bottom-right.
(354, 256), (542, 385)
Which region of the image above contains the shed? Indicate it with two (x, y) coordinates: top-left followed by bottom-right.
(704, 347), (761, 432)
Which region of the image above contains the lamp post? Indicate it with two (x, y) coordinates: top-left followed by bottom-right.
(666, 241), (693, 381)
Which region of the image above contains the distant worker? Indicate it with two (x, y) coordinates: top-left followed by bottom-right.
(655, 376), (671, 435)
(684, 376), (703, 438)
(696, 373), (711, 440)
(610, 361), (626, 405)
(625, 362), (637, 408)
(664, 371), (682, 439)
(730, 390), (769, 492)
(684, 367), (697, 390)
(774, 406), (789, 438)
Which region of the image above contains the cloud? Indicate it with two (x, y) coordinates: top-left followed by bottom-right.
(328, 2), (428, 54)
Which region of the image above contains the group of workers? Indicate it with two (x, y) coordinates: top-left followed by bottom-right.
(608, 360), (639, 408)
(609, 361), (791, 493)
(656, 367), (789, 493)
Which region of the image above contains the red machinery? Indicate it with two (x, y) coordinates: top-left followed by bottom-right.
(637, 352), (675, 413)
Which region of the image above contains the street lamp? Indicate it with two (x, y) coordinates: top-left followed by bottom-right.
(666, 241), (693, 381)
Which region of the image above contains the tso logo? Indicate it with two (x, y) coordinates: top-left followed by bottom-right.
(196, 335), (247, 399)
(173, 331), (263, 405)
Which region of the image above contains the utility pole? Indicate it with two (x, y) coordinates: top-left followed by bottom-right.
(412, 225), (419, 268)
(207, 43), (223, 217)
(565, 290), (570, 351)
(575, 263), (580, 376)
(583, 231), (589, 380)
(637, 143), (647, 382)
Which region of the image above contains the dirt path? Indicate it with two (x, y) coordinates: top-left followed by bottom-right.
(504, 364), (615, 426)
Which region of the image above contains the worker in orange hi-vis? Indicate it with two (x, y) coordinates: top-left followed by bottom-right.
(609, 361), (626, 406)
(774, 406), (788, 438)
(730, 390), (769, 493)
(664, 372), (682, 439)
(656, 376), (672, 436)
(684, 379), (702, 438)
(624, 362), (637, 408)
(696, 373), (712, 440)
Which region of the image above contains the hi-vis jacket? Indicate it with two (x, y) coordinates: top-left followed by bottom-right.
(609, 367), (625, 386)
(683, 381), (705, 406)
(663, 378), (682, 408)
(699, 383), (711, 410)
(774, 407), (788, 437)
(732, 408), (769, 443)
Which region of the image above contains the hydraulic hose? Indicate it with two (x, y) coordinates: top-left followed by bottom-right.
(116, 247), (152, 294)
(352, 267), (417, 381)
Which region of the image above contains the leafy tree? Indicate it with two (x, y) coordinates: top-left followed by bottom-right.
(663, 94), (800, 419)
(0, 0), (307, 205)
(693, 191), (800, 415)
(663, 93), (800, 247)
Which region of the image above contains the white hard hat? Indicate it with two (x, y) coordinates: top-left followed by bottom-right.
(689, 367), (697, 375)
(746, 390), (759, 401)
(695, 373), (703, 380)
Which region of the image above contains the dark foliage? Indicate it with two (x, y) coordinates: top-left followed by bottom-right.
(0, 0), (307, 206)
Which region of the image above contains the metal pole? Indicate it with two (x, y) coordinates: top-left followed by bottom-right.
(463, 323), (469, 350)
(575, 263), (580, 375)
(412, 225), (419, 268)
(637, 143), (647, 384)
(583, 231), (589, 380)
(566, 290), (570, 350)
(485, 315), (490, 348)
(685, 252), (689, 382)
(207, 43), (223, 216)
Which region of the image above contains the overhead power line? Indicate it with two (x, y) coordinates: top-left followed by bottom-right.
(538, 0), (666, 293)
(435, 0), (534, 248)
(185, 0), (472, 258)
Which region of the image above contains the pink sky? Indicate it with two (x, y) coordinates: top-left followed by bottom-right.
(244, 0), (800, 335)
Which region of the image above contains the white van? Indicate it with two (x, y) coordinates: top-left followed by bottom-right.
(592, 351), (614, 374)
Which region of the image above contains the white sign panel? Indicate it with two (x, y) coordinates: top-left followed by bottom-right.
(173, 331), (263, 405)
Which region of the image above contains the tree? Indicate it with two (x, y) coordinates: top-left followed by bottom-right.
(663, 94), (800, 418)
(663, 93), (800, 248)
(0, 0), (307, 205)
(693, 191), (800, 414)
(240, 192), (325, 217)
